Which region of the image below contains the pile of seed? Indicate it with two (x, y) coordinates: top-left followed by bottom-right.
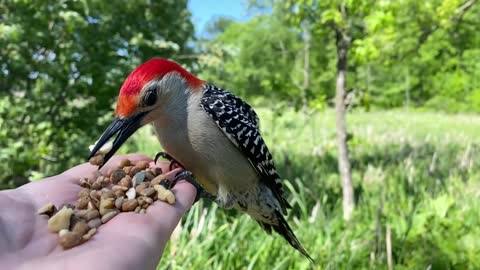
(37, 157), (176, 249)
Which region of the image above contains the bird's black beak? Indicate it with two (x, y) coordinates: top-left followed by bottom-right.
(88, 111), (148, 167)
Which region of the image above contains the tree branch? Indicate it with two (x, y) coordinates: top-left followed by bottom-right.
(451, 0), (477, 33)
(399, 0), (477, 61)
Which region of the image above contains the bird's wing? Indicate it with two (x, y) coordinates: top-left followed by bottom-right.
(200, 84), (290, 213)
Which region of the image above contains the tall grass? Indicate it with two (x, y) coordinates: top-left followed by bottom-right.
(122, 109), (480, 269)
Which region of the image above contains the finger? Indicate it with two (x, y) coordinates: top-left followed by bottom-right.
(144, 170), (197, 232)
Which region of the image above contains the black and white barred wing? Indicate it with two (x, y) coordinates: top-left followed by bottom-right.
(200, 84), (289, 212)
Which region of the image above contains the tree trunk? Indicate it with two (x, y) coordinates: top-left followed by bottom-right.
(301, 21), (311, 121)
(405, 67), (410, 111)
(335, 28), (355, 221)
(302, 21), (310, 102)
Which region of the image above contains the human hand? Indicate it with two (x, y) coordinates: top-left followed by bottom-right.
(0, 154), (196, 270)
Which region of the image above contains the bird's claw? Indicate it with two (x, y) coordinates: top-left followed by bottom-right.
(154, 151), (182, 171)
(170, 170), (217, 203)
(153, 152), (216, 203)
(159, 178), (173, 189)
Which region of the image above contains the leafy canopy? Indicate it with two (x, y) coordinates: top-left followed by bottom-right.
(0, 0), (195, 186)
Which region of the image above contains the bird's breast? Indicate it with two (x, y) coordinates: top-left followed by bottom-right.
(152, 103), (259, 198)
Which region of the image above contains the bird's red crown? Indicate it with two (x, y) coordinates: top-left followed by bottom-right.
(115, 58), (203, 117)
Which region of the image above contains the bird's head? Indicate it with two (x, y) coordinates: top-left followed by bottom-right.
(88, 58), (203, 166)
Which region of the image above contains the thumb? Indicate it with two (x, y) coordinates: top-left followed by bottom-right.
(146, 180), (197, 237)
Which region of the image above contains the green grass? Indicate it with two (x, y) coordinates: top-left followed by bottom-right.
(123, 108), (480, 269)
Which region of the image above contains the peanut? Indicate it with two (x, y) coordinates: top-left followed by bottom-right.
(99, 197), (115, 216)
(129, 166), (141, 177)
(89, 155), (104, 166)
(59, 231), (82, 249)
(119, 159), (132, 167)
(115, 197), (124, 209)
(152, 167), (163, 176)
(48, 207), (74, 233)
(87, 218), (102, 229)
(140, 187), (155, 198)
(110, 169), (126, 184)
(118, 176), (132, 188)
(78, 188), (90, 198)
(76, 197), (89, 209)
(123, 166), (133, 175)
(72, 220), (89, 235)
(83, 228), (97, 241)
(79, 178), (91, 188)
(135, 160), (149, 170)
(145, 170), (155, 181)
(150, 174), (167, 186)
(154, 185), (176, 205)
(135, 182), (148, 193)
(101, 210), (119, 223)
(101, 190), (115, 199)
(37, 202), (57, 217)
(122, 199), (138, 212)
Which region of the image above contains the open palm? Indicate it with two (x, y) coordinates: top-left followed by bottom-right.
(0, 154), (196, 270)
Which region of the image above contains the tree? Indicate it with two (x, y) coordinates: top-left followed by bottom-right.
(333, 3), (355, 220)
(0, 0), (195, 187)
(354, 0), (479, 110)
(274, 0), (479, 219)
(279, 0), (378, 220)
(198, 15), (301, 102)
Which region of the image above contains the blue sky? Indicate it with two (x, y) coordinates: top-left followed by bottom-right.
(188, 0), (249, 36)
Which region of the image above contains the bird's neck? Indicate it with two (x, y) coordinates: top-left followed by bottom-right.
(151, 89), (201, 167)
(152, 83), (203, 134)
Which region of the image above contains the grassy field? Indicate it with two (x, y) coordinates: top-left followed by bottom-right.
(121, 109), (480, 270)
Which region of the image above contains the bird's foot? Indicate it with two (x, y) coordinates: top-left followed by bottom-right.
(170, 170), (217, 203)
(154, 151), (182, 171)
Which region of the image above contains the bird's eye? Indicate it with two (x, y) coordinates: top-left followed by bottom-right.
(144, 89), (157, 107)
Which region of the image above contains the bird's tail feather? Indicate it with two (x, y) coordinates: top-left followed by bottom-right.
(257, 210), (314, 264)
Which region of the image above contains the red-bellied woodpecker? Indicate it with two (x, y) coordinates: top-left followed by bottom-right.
(89, 58), (313, 262)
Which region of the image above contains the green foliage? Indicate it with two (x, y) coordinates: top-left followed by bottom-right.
(199, 0), (480, 112)
(198, 15), (302, 102)
(0, 0), (195, 186)
(359, 0), (480, 110)
(135, 109), (480, 269)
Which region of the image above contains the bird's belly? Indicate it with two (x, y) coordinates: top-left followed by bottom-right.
(152, 112), (259, 199)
